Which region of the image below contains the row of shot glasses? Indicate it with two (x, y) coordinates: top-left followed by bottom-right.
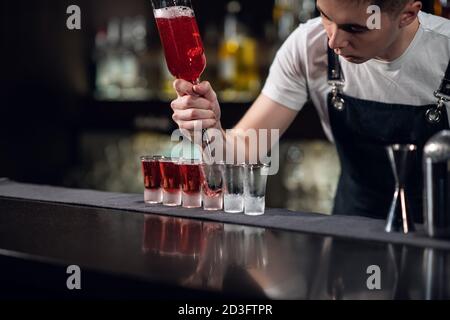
(141, 156), (269, 215)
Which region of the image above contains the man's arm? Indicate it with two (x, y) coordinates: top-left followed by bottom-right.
(234, 94), (299, 135)
(171, 80), (298, 161)
(226, 94), (298, 161)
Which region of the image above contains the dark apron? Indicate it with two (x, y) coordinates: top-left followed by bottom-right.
(327, 47), (450, 222)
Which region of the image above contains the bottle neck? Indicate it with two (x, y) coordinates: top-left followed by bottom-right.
(224, 13), (238, 39)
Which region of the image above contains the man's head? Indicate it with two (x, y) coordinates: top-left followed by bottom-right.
(316, 0), (422, 63)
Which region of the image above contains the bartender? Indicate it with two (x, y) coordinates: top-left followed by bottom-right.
(169, 0), (450, 222)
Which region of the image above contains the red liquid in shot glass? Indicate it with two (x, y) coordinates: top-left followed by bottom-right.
(142, 160), (162, 190)
(179, 163), (201, 194)
(159, 161), (181, 193)
(179, 162), (202, 208)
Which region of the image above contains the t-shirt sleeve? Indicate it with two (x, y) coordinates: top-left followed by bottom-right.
(262, 25), (309, 112)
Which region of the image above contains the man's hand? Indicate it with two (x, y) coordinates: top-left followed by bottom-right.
(171, 79), (222, 131)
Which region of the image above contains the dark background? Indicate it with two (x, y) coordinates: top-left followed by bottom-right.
(0, 0), (437, 186)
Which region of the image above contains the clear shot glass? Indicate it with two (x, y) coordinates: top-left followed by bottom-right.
(222, 164), (245, 213)
(244, 163), (269, 216)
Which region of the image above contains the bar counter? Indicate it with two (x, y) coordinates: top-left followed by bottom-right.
(0, 180), (449, 300)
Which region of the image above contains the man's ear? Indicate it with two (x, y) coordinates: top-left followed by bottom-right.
(398, 1), (422, 28)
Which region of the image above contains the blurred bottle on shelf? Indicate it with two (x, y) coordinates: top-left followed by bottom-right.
(94, 16), (152, 101)
(435, 0), (450, 18)
(94, 18), (121, 100)
(120, 16), (151, 100)
(299, 0), (317, 22)
(269, 0), (316, 66)
(217, 1), (261, 102)
(273, 0), (316, 41)
(273, 0), (299, 41)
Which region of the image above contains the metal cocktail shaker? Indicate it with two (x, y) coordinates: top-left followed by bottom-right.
(423, 130), (450, 238)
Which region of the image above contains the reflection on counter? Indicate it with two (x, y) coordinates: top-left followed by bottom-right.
(142, 215), (268, 293)
(141, 215), (450, 299)
(143, 216), (204, 258)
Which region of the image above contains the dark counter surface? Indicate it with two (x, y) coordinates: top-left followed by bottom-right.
(1, 195), (449, 300)
(2, 180), (450, 250)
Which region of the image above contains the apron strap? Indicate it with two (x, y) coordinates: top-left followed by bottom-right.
(327, 46), (344, 83)
(429, 59), (450, 123)
(327, 45), (346, 110)
(436, 59), (450, 99)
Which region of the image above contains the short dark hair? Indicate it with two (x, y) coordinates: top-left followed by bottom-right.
(357, 0), (413, 13)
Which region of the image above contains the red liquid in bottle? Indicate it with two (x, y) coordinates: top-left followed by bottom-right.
(159, 161), (181, 193)
(179, 163), (201, 194)
(155, 6), (206, 82)
(142, 160), (162, 190)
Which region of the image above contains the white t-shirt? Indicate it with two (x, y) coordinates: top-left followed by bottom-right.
(262, 11), (450, 142)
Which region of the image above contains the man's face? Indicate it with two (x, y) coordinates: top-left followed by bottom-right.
(316, 0), (402, 63)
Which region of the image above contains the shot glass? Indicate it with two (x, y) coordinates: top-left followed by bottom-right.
(159, 157), (182, 206)
(200, 163), (224, 211)
(244, 163), (269, 216)
(222, 164), (245, 213)
(179, 158), (202, 208)
(141, 156), (163, 204)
